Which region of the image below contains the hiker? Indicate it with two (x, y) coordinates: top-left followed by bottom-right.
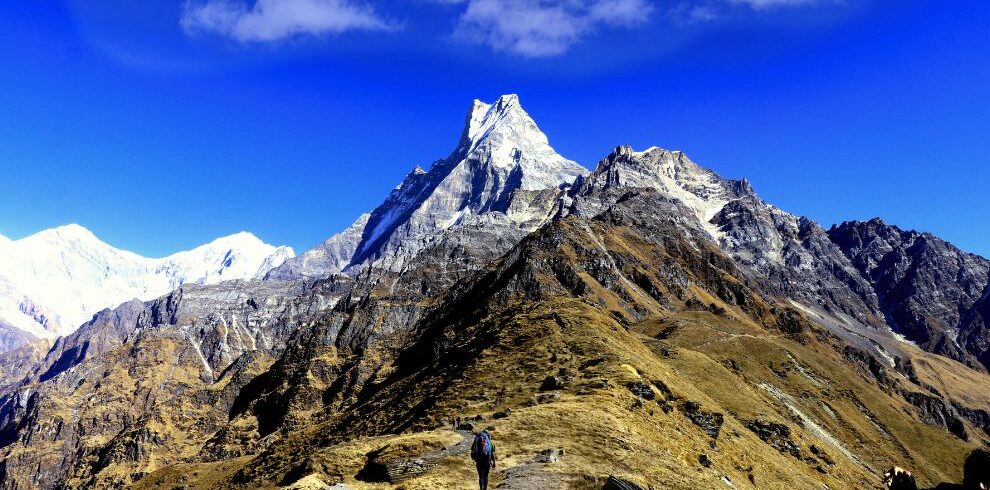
(471, 430), (496, 490)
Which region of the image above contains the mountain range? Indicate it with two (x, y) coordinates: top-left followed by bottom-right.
(0, 225), (293, 349)
(0, 95), (987, 489)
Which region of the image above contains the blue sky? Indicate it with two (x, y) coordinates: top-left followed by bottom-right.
(0, 1), (987, 257)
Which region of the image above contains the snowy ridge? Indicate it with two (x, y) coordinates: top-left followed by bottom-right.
(576, 145), (746, 241)
(265, 214), (370, 281)
(0, 224), (294, 339)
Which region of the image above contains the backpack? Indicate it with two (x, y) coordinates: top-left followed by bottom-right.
(471, 432), (492, 462)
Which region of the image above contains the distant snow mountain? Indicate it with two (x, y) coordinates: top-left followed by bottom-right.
(0, 224), (294, 343)
(268, 94), (587, 279)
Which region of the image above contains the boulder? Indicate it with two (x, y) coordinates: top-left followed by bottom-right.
(540, 375), (565, 391)
(746, 419), (801, 458)
(601, 475), (645, 490)
(882, 467), (918, 490)
(964, 449), (990, 489)
(535, 448), (565, 463)
(627, 382), (655, 400)
(684, 401), (724, 439)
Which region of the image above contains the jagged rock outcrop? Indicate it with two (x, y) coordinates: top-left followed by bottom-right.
(829, 218), (990, 371)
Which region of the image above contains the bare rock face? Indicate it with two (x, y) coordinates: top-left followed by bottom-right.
(266, 214), (370, 281)
(0, 321), (34, 354)
(829, 218), (990, 371)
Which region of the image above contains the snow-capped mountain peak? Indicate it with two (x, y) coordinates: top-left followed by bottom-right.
(24, 223), (124, 253)
(155, 231), (295, 285)
(462, 94), (526, 146)
(349, 95), (586, 267)
(36, 223), (94, 239)
(457, 93), (584, 191)
(0, 225), (294, 341)
(268, 94), (589, 279)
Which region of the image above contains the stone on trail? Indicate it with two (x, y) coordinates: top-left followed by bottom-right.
(600, 475), (646, 490)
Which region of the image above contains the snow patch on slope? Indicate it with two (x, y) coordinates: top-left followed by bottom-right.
(758, 382), (868, 470)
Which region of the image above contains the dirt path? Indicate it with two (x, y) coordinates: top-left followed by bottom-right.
(429, 429), (475, 459)
(436, 430), (567, 489)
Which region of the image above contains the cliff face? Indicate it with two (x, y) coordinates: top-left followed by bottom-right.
(829, 218), (990, 371)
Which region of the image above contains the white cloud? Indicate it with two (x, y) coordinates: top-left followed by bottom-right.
(180, 0), (393, 42)
(450, 0), (653, 58)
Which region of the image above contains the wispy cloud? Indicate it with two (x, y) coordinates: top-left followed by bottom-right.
(178, 0), (839, 55)
(670, 0), (829, 23)
(180, 0), (393, 42)
(448, 0), (654, 58)
(728, 0), (823, 9)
